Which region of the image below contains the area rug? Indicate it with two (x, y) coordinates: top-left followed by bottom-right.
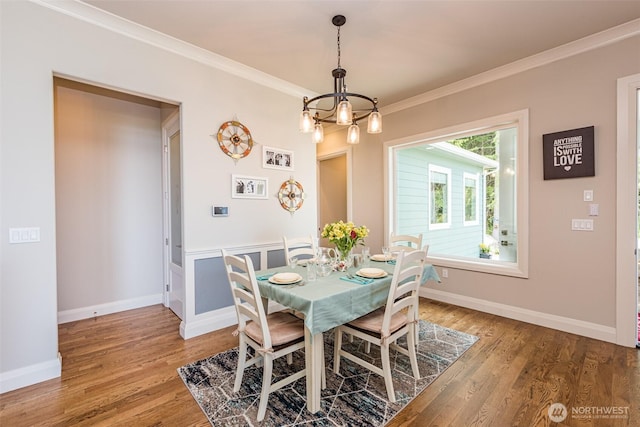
(178, 320), (478, 426)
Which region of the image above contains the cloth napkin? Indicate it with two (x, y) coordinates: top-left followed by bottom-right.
(256, 273), (275, 281)
(340, 276), (374, 285)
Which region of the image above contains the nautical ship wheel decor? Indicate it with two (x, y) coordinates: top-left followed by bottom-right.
(278, 177), (305, 214)
(216, 120), (254, 163)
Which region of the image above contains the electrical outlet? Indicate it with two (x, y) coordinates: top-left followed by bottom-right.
(441, 268), (448, 278)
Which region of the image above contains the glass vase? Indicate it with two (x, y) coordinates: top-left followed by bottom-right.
(334, 248), (353, 272)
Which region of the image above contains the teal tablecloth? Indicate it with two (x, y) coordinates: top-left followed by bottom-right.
(256, 262), (439, 336)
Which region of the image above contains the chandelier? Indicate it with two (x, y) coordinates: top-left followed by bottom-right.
(299, 15), (382, 144)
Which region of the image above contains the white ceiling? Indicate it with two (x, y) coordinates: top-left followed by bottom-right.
(83, 0), (640, 106)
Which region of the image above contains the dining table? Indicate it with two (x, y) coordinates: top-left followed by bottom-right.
(255, 258), (440, 414)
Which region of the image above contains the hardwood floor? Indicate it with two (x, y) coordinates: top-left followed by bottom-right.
(0, 300), (637, 426)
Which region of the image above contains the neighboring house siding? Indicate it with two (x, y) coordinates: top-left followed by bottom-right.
(396, 147), (486, 258)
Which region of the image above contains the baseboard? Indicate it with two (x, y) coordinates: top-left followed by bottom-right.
(57, 294), (163, 324)
(420, 288), (617, 343)
(180, 306), (237, 339)
(0, 352), (62, 394)
(180, 301), (287, 339)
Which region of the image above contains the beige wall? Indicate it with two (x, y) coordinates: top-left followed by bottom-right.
(0, 1), (316, 391)
(338, 36), (640, 330)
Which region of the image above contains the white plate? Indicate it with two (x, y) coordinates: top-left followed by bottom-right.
(357, 268), (387, 278)
(371, 254), (395, 262)
(268, 272), (303, 285)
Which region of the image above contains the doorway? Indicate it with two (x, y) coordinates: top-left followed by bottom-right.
(318, 153), (348, 246)
(615, 73), (640, 347)
(636, 87), (640, 346)
(54, 77), (179, 323)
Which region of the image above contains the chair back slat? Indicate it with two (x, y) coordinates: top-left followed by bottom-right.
(221, 249), (272, 349)
(382, 248), (427, 333)
(283, 235), (318, 265)
(389, 232), (423, 253)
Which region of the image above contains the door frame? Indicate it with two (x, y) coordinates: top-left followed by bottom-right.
(317, 148), (353, 236)
(162, 110), (184, 316)
(616, 72), (640, 347)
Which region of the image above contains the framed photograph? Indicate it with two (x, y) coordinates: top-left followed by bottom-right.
(231, 175), (268, 199)
(263, 146), (294, 171)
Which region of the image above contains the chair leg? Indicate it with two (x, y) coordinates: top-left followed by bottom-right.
(414, 304), (420, 342)
(380, 344), (396, 403)
(407, 323), (420, 379)
(233, 336), (247, 392)
(257, 354), (273, 422)
(333, 328), (343, 374)
(364, 341), (371, 353)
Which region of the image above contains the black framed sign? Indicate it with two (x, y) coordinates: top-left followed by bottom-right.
(543, 126), (595, 180)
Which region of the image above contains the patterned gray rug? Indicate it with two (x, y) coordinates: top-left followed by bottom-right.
(178, 320), (478, 426)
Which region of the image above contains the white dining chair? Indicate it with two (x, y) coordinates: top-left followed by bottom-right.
(389, 232), (423, 253)
(221, 249), (306, 421)
(283, 235), (317, 266)
(333, 248), (427, 403)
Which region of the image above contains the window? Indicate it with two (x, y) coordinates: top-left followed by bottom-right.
(388, 110), (529, 277)
(463, 172), (479, 226)
(429, 165), (451, 229)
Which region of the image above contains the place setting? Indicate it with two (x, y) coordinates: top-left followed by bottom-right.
(370, 246), (398, 264)
(267, 272), (305, 287)
(341, 266), (389, 285)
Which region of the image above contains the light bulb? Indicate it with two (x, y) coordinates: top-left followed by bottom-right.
(347, 123), (360, 144)
(336, 100), (353, 125)
(367, 111), (382, 134)
(312, 123), (324, 144)
(299, 110), (313, 133)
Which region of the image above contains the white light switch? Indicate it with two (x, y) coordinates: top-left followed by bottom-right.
(584, 190), (593, 202)
(9, 227), (41, 243)
(571, 219), (594, 231)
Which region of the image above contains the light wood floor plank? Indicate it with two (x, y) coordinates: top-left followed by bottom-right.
(0, 301), (637, 426)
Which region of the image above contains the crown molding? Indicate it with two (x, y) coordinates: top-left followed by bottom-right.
(30, 1), (639, 112)
(382, 18), (640, 116)
(31, 0), (314, 99)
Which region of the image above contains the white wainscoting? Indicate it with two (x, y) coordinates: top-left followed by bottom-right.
(180, 242), (286, 339)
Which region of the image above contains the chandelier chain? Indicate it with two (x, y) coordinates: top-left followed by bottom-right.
(337, 26), (341, 69)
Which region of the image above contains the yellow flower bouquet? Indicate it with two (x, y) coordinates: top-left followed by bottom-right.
(320, 220), (369, 261)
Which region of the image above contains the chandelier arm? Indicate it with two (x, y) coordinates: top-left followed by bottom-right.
(305, 92), (377, 124)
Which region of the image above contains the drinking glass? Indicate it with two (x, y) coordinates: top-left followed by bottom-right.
(289, 257), (298, 271)
(306, 260), (317, 281)
(352, 254), (363, 270)
(382, 246), (390, 263)
(362, 246), (370, 266)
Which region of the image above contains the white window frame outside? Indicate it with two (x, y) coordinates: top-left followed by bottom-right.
(428, 165), (452, 230)
(463, 172), (480, 226)
(385, 109), (529, 278)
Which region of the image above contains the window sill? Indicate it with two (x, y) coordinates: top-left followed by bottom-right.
(428, 254), (528, 278)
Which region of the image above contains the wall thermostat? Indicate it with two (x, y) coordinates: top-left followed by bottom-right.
(212, 206), (229, 217)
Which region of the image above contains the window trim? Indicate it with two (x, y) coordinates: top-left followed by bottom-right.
(463, 172), (480, 226)
(385, 109), (529, 278)
(428, 165), (452, 230)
